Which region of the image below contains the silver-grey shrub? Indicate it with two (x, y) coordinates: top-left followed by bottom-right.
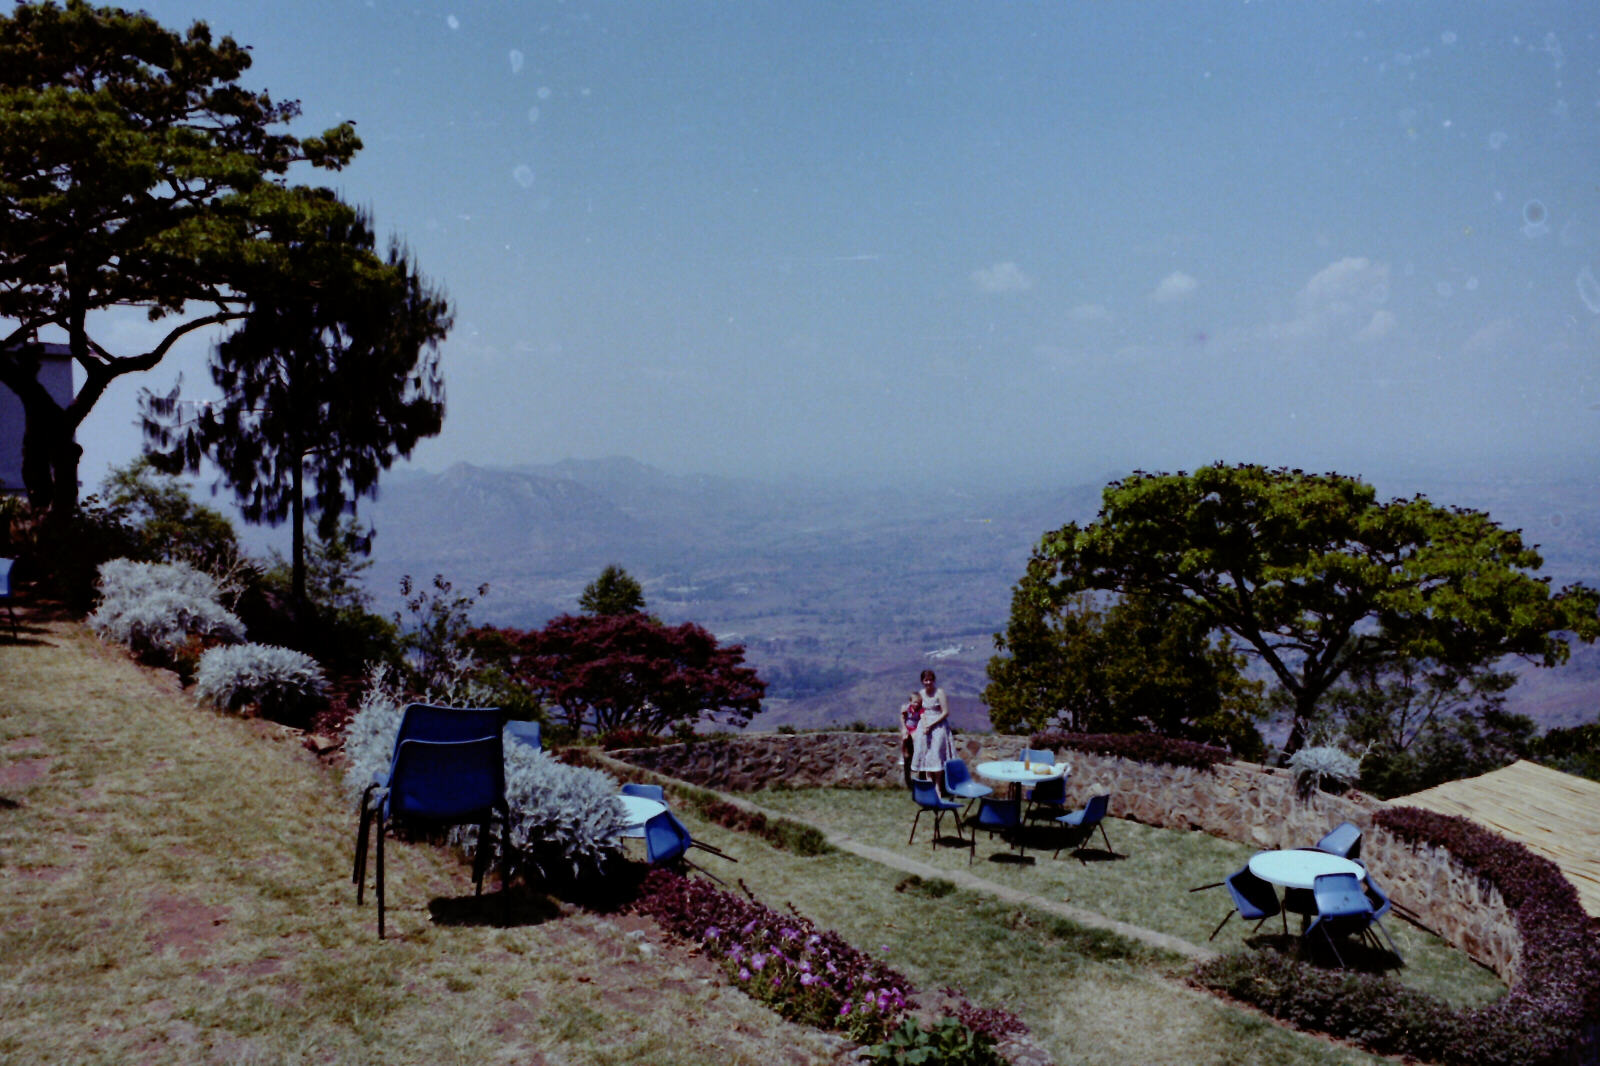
(194, 643), (328, 719)
(342, 665), (625, 879)
(88, 558), (245, 657)
(1288, 744), (1363, 795)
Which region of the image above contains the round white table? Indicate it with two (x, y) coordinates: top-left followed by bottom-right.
(975, 760), (1068, 800)
(1248, 849), (1365, 890)
(616, 795), (667, 838)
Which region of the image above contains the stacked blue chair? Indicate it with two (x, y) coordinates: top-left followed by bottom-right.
(1052, 794), (1116, 864)
(642, 808), (737, 882)
(942, 758), (992, 817)
(1023, 776), (1069, 821)
(908, 779), (966, 849)
(1307, 872), (1376, 969)
(1208, 865), (1284, 941)
(352, 704), (509, 938)
(970, 796), (1025, 864)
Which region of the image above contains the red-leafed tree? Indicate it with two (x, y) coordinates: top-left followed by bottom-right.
(468, 612), (765, 735)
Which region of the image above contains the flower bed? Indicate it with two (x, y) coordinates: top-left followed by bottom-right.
(1196, 805), (1600, 1066)
(630, 867), (1026, 1055)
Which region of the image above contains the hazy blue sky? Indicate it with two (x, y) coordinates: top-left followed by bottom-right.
(70, 0), (1600, 491)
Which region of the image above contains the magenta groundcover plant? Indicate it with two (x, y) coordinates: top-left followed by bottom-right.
(632, 869), (914, 1043)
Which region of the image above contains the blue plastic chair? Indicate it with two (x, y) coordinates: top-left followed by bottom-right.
(354, 735), (510, 938)
(943, 758), (992, 816)
(643, 809), (736, 881)
(1023, 776), (1069, 821)
(1052, 793), (1115, 864)
(1307, 872), (1375, 968)
(504, 719), (542, 751)
(908, 779), (966, 849)
(1209, 865), (1285, 940)
(970, 796), (1025, 863)
(1314, 821), (1362, 861)
(1021, 747), (1057, 767)
(621, 782), (665, 802)
(1362, 873), (1404, 963)
(0, 557), (17, 640)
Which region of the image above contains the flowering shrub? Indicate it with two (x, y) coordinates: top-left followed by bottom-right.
(194, 642), (328, 722)
(88, 558), (244, 662)
(1030, 730), (1233, 771)
(1287, 745), (1362, 795)
(631, 868), (915, 1043)
(1196, 806), (1600, 1065)
(501, 744), (625, 880)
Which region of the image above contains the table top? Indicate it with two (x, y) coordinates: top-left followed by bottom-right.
(1248, 849), (1365, 890)
(976, 760), (1068, 785)
(616, 795), (667, 828)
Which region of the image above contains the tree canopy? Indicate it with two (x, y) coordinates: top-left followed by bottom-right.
(0, 0), (363, 518)
(579, 564), (646, 616)
(985, 565), (1265, 755)
(1031, 463), (1600, 756)
(468, 613), (765, 736)
(141, 207), (450, 604)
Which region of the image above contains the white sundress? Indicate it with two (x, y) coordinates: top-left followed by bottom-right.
(911, 688), (955, 773)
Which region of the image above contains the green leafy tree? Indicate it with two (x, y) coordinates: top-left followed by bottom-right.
(0, 0), (362, 520)
(579, 564), (646, 616)
(1328, 660), (1533, 798)
(1031, 463), (1600, 758)
(986, 558), (1264, 754)
(142, 207), (449, 604)
(99, 457), (242, 577)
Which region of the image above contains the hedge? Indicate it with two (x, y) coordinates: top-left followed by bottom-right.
(1029, 730), (1234, 772)
(1195, 805), (1600, 1065)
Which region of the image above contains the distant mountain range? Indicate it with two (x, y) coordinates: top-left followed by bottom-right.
(356, 458), (1600, 735)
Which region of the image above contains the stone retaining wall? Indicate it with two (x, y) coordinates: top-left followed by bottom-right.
(615, 731), (1522, 980)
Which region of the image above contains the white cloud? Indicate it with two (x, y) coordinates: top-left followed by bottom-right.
(1066, 302), (1112, 322)
(1260, 257), (1394, 344)
(971, 261), (1034, 294)
(1355, 309), (1396, 343)
(1150, 271), (1198, 303)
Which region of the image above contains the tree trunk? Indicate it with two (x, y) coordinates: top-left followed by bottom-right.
(291, 454), (307, 607)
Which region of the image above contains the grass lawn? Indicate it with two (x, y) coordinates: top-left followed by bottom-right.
(2, 617), (1504, 1065)
(0, 620), (850, 1066)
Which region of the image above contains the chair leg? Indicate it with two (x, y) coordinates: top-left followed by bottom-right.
(375, 812), (387, 940)
(1208, 909), (1236, 942)
(1371, 918), (1403, 964)
(354, 806), (372, 901)
(472, 817), (490, 896)
(1097, 823), (1115, 857)
(908, 809), (923, 846)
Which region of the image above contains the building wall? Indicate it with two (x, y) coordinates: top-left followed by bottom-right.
(0, 343), (73, 495)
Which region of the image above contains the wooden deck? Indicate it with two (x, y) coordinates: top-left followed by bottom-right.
(1389, 760), (1600, 919)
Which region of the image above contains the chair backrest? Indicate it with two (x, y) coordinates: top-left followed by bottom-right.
(396, 703), (503, 745)
(1030, 777), (1066, 805)
(0, 557), (12, 596)
(1315, 821), (1362, 860)
(1226, 866), (1280, 916)
(1312, 872), (1372, 920)
(1081, 793), (1110, 825)
(911, 779), (945, 808)
(644, 810), (692, 865)
(504, 719), (541, 750)
(976, 796), (1021, 828)
(622, 782), (665, 802)
(944, 758), (972, 788)
(387, 736), (505, 821)
(1363, 873), (1391, 920)
(1023, 747), (1057, 766)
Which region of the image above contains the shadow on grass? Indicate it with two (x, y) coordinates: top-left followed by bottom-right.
(1239, 929), (1406, 976)
(427, 886), (565, 929)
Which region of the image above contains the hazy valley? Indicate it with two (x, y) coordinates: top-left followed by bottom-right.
(353, 458), (1600, 738)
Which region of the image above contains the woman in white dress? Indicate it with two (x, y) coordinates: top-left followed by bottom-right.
(911, 669), (955, 797)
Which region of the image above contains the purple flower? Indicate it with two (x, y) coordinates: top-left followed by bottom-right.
(738, 968), (751, 981)
(772, 975), (782, 987)
(799, 974), (816, 987)
(705, 926), (721, 940)
(839, 1003), (852, 1017)
(751, 954), (767, 972)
